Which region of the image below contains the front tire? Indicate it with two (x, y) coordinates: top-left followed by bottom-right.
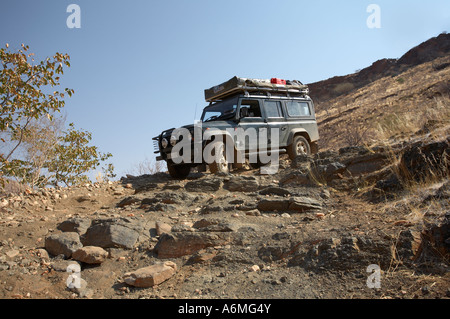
(167, 162), (191, 179)
(288, 135), (311, 160)
(208, 141), (230, 174)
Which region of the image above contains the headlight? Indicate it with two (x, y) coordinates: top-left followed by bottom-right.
(161, 138), (168, 149)
(170, 135), (177, 146)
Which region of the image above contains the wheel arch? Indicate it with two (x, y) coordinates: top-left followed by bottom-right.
(287, 129), (311, 145)
(204, 131), (239, 158)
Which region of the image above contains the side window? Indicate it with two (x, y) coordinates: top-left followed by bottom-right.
(286, 101), (311, 117)
(264, 100), (283, 118)
(240, 100), (262, 118)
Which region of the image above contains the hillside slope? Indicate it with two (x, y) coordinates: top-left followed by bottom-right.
(309, 33), (450, 152)
(308, 32), (450, 106)
(316, 54), (450, 150)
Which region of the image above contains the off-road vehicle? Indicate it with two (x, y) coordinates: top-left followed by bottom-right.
(153, 76), (320, 179)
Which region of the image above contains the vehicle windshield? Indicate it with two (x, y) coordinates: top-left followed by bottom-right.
(201, 97), (238, 122)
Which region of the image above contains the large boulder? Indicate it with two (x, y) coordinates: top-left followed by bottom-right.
(45, 232), (83, 258)
(81, 218), (143, 249)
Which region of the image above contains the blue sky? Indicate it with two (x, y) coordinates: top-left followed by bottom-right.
(1, 0), (449, 178)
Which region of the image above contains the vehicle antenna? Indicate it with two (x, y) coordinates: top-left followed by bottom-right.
(194, 103), (198, 122)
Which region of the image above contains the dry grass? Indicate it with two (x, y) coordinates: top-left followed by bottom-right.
(316, 55), (450, 151)
(375, 95), (450, 144)
(375, 102), (449, 192)
(333, 82), (355, 95)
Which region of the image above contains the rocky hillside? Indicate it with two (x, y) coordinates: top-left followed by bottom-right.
(0, 34), (449, 300)
(314, 46), (450, 150)
(0, 137), (448, 299)
(308, 32), (450, 106)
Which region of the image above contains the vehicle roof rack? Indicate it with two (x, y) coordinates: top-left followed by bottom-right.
(204, 76), (309, 102)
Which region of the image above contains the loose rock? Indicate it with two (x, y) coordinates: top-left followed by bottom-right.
(123, 261), (177, 288)
(155, 221), (172, 236)
(72, 246), (108, 264)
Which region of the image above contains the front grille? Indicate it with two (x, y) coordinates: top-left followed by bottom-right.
(153, 139), (160, 154)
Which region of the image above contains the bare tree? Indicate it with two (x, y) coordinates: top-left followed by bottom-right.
(127, 157), (166, 176)
(21, 114), (66, 186)
(1, 113), (65, 187)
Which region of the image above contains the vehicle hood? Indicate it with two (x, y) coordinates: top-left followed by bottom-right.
(178, 120), (235, 131)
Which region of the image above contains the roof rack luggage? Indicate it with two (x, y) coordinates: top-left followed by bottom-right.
(204, 76), (309, 102)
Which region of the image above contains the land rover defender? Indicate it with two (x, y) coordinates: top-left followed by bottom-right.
(152, 76), (319, 179)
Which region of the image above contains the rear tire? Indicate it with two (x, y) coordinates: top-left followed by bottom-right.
(287, 135), (311, 160)
(167, 162), (191, 179)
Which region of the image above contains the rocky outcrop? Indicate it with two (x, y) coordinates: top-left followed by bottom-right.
(398, 138), (449, 183)
(282, 145), (391, 191)
(288, 236), (393, 270)
(309, 33), (450, 106)
(257, 197), (322, 213)
(397, 33), (450, 67)
(420, 212), (450, 263)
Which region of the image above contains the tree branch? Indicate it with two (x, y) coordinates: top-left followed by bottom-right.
(4, 116), (32, 161)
